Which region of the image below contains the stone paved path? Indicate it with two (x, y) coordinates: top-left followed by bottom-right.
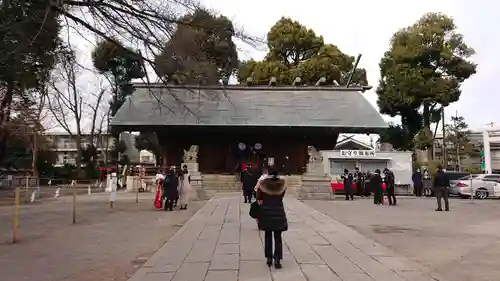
(128, 193), (444, 281)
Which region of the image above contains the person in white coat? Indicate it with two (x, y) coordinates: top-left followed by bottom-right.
(110, 173), (117, 208)
(178, 165), (192, 210)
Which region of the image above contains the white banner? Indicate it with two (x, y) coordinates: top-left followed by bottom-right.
(340, 150), (376, 157)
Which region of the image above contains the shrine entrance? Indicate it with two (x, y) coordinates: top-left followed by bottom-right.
(233, 142), (265, 172)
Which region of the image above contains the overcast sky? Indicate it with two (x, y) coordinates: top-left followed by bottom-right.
(201, 0), (499, 131)
(69, 0), (498, 136)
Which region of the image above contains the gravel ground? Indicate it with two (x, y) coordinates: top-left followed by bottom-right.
(0, 192), (205, 281)
(306, 196), (500, 281)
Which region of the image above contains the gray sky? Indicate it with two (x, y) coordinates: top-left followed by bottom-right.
(202, 0), (498, 131)
(68, 0), (498, 135)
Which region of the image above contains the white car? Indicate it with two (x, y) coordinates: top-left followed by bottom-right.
(456, 174), (500, 199)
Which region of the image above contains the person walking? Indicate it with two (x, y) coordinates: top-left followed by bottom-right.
(412, 169), (423, 197)
(433, 165), (450, 211)
(423, 169), (432, 197)
(354, 167), (364, 196)
(342, 169), (354, 200)
(384, 168), (396, 205)
(154, 170), (165, 209)
(163, 168), (179, 211)
(371, 169), (383, 205)
(109, 173), (117, 208)
(178, 168), (192, 210)
(241, 164), (257, 203)
(256, 170), (288, 269)
(362, 171), (371, 196)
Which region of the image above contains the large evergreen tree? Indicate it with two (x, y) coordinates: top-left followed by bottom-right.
(376, 13), (477, 153)
(238, 17), (367, 86)
(0, 0), (61, 166)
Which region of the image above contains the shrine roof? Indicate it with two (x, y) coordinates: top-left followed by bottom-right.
(110, 84), (387, 131)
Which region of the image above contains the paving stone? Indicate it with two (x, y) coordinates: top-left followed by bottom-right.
(397, 270), (437, 281)
(214, 243), (239, 254)
(171, 262), (209, 281)
(209, 253), (239, 270)
(127, 194), (440, 281)
(374, 256), (424, 271)
(285, 238), (324, 264)
(144, 241), (193, 267)
(185, 239), (218, 262)
(312, 245), (364, 275)
(238, 261), (272, 281)
(198, 225), (222, 240)
(337, 272), (374, 281)
(204, 270), (238, 281)
(240, 234), (265, 261)
(270, 253), (307, 281)
(300, 264), (342, 281)
(218, 225), (240, 244)
(140, 272), (175, 281)
(148, 261), (182, 273)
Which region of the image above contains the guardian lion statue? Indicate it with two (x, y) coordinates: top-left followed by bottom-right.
(307, 145), (323, 163)
(183, 145), (199, 163)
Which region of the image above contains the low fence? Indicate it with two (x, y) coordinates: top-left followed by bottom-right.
(0, 177), (106, 206)
(3, 177), (157, 245)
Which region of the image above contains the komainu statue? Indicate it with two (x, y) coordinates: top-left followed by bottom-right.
(183, 145), (199, 163)
(307, 145), (323, 163)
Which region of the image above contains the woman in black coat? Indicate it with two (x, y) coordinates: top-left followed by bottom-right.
(163, 169), (179, 211)
(256, 171), (287, 269)
(371, 169), (383, 205)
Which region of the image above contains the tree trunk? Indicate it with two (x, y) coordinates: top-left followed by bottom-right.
(421, 103), (432, 162)
(74, 133), (83, 178)
(31, 132), (38, 178)
(0, 81), (14, 166)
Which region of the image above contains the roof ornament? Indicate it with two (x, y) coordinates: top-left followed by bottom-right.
(332, 80), (340, 86)
(315, 77), (326, 86)
(269, 76), (277, 86)
(246, 77), (253, 86)
(169, 74), (182, 85)
(292, 77), (301, 86)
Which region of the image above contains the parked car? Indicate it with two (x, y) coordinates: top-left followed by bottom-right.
(449, 174), (479, 195)
(455, 174), (500, 199)
(446, 172), (472, 195)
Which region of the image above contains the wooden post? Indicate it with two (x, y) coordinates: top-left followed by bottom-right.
(12, 186), (20, 243)
(24, 175), (29, 203)
(72, 180), (76, 224)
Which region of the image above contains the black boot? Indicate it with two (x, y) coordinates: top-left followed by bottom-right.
(266, 258), (272, 267)
(274, 258), (282, 269)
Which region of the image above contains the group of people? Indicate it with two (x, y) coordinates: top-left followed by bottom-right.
(154, 165), (192, 211)
(342, 167), (396, 205)
(413, 165), (450, 211)
(240, 163), (265, 203)
(412, 168), (432, 197)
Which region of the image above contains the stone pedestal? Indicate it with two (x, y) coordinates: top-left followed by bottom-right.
(183, 162), (200, 175)
(299, 161), (333, 200)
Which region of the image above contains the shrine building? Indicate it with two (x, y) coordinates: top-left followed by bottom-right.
(110, 82), (387, 175)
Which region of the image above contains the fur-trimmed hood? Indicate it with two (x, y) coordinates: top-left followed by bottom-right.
(259, 177), (286, 195)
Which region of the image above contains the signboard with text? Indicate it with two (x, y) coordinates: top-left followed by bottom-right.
(340, 150), (376, 157)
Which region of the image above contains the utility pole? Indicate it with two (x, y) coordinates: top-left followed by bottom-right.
(441, 107), (446, 168)
(455, 110), (460, 171)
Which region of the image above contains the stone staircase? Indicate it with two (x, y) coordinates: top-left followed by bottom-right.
(283, 175), (302, 198)
(196, 174), (242, 200)
(195, 174), (303, 200)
